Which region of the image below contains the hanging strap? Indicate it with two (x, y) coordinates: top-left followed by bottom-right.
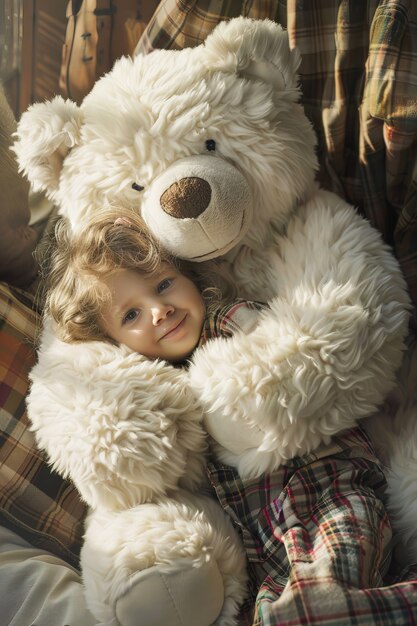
(59, 1), (115, 103)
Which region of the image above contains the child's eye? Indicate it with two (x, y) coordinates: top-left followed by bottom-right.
(123, 309), (140, 325)
(157, 278), (173, 293)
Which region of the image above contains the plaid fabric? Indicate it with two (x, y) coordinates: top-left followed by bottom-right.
(198, 298), (266, 345)
(135, 0), (417, 316)
(207, 427), (417, 626)
(0, 282), (86, 567)
(137, 0), (280, 50)
(195, 300), (417, 623)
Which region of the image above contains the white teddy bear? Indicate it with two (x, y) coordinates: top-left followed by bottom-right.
(27, 319), (248, 626)
(16, 16), (415, 626)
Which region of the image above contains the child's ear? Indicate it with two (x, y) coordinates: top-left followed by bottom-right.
(12, 96), (83, 202)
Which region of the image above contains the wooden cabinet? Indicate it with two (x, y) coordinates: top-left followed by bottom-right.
(20, 1), (67, 113)
(2, 1), (159, 117)
(1, 0), (66, 117)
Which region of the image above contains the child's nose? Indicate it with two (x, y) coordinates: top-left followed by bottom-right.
(151, 303), (174, 325)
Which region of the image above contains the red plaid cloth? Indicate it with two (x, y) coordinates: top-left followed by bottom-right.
(198, 299), (266, 345)
(0, 282), (86, 567)
(208, 428), (417, 626)
(199, 300), (417, 625)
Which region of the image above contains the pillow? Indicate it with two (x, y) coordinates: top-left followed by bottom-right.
(0, 282), (86, 568)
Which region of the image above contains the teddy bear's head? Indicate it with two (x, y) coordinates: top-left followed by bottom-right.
(13, 17), (317, 261)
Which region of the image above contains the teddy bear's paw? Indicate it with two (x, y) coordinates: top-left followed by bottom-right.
(115, 562), (224, 626)
(115, 558), (246, 626)
(188, 334), (293, 477)
(81, 494), (247, 626)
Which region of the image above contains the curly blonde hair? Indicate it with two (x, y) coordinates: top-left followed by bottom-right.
(45, 208), (236, 345)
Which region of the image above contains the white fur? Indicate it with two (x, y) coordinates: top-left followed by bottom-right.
(14, 19), (316, 258)
(363, 335), (417, 566)
(22, 16), (415, 624)
(81, 493), (247, 625)
(28, 321), (248, 625)
(12, 96), (82, 200)
(189, 190), (410, 477)
(29, 320), (209, 508)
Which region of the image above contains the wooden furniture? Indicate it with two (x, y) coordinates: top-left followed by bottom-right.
(2, 1), (159, 118)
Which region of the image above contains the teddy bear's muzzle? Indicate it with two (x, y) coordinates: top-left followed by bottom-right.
(141, 155), (253, 261)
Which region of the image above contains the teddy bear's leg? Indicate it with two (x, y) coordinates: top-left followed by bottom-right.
(81, 493), (247, 626)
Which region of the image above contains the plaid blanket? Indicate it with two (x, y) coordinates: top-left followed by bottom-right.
(200, 300), (417, 624)
(208, 427), (417, 626)
(0, 283), (85, 566)
(136, 0), (417, 319)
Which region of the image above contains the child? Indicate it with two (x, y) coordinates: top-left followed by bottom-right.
(44, 210), (402, 626)
(45, 209), (264, 361)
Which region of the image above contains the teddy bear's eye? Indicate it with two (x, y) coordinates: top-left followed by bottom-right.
(205, 139), (216, 152)
(132, 183), (144, 192)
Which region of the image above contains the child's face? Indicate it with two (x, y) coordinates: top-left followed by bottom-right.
(99, 264), (206, 362)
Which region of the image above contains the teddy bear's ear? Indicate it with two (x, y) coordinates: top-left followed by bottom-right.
(203, 17), (300, 93)
(12, 96), (83, 201)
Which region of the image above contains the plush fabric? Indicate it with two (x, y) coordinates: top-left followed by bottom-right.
(28, 320), (248, 625)
(15, 15), (415, 625)
(0, 282), (86, 567)
(136, 0), (417, 311)
(114, 561), (225, 626)
(17, 19), (411, 462)
(363, 329), (417, 564)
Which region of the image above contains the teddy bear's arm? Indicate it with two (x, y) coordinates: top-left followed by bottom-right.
(188, 190), (410, 479)
(28, 321), (248, 626)
(27, 321), (209, 509)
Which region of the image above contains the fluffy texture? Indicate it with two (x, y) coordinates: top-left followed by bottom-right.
(28, 321), (248, 626)
(21, 16), (414, 625)
(189, 191), (410, 478)
(13, 19), (315, 260)
(81, 494), (246, 626)
(29, 321), (208, 509)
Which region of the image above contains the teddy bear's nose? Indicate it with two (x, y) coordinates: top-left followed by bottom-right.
(160, 177), (211, 219)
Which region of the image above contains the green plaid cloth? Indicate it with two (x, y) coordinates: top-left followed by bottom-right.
(136, 0), (417, 316)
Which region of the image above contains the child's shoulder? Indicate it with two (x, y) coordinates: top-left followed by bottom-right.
(201, 298), (267, 343)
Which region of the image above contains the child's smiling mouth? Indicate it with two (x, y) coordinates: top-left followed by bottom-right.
(160, 315), (187, 340)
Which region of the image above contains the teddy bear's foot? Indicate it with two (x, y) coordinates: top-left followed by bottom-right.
(115, 560), (224, 626)
(81, 494), (247, 626)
